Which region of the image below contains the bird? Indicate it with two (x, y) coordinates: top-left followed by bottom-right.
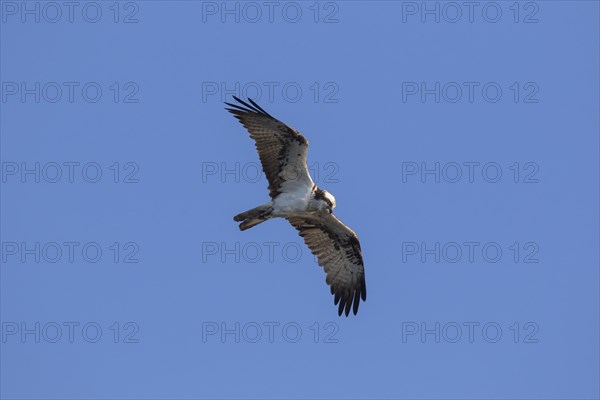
(225, 96), (366, 316)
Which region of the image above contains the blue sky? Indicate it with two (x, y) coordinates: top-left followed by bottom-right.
(1, 1), (599, 399)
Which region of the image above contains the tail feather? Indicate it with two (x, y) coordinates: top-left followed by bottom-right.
(239, 218), (266, 231)
(234, 203), (273, 231)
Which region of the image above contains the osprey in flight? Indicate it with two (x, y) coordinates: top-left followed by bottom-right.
(225, 96), (366, 316)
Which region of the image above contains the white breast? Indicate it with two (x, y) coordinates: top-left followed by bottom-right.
(272, 186), (312, 216)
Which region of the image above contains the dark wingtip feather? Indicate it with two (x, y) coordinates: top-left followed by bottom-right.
(224, 96), (274, 118)
(224, 102), (253, 115)
(248, 97), (274, 117)
(333, 285), (366, 316)
(353, 290), (360, 315)
(232, 96), (261, 114)
(344, 299), (352, 316)
(224, 108), (241, 115)
(231, 95), (245, 105)
(361, 279), (367, 301)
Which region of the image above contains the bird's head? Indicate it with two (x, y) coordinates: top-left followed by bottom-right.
(315, 188), (336, 213)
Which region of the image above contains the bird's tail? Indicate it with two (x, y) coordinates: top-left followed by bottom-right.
(233, 203), (273, 231)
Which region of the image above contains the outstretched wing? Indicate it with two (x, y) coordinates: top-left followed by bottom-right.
(286, 213), (366, 316)
(225, 96), (314, 198)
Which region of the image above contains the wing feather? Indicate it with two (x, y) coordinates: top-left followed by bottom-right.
(286, 213), (366, 316)
(225, 96), (314, 198)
